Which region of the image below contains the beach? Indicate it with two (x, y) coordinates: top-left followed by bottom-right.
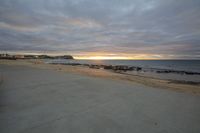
(0, 60), (200, 133)
(1, 59), (200, 95)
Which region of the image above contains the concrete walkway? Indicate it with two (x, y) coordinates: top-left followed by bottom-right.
(0, 65), (200, 133)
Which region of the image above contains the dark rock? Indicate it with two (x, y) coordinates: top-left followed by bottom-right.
(69, 63), (81, 66)
(136, 67), (142, 71)
(156, 69), (200, 75)
(112, 65), (136, 71)
(104, 65), (113, 69)
(89, 65), (101, 69)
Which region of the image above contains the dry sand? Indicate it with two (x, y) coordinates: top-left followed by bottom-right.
(0, 59), (200, 95)
(0, 62), (200, 133)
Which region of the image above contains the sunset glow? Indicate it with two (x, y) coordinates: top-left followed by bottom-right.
(74, 56), (134, 60)
(73, 54), (161, 60)
(73, 52), (166, 60)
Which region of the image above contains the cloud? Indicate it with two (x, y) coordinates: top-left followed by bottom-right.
(0, 0), (200, 59)
(64, 18), (102, 29)
(0, 22), (43, 32)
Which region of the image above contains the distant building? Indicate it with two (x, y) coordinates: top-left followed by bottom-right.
(0, 54), (16, 60)
(0, 54), (9, 57)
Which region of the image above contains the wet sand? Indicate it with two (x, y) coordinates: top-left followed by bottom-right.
(0, 60), (200, 133)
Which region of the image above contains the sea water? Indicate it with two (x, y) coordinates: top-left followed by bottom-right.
(44, 59), (200, 82)
(45, 59), (200, 73)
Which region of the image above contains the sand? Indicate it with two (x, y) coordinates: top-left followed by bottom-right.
(0, 60), (200, 133)
(0, 59), (200, 95)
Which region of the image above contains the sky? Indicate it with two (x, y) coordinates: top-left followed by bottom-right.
(0, 0), (200, 59)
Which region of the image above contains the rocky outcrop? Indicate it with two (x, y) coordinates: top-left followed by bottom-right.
(50, 63), (143, 72)
(156, 70), (200, 75)
(49, 62), (200, 76)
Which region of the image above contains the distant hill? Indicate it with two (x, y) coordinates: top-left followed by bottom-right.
(0, 54), (74, 60)
(38, 55), (74, 59)
(54, 55), (74, 59)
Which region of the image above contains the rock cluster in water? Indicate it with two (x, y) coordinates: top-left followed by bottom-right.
(88, 64), (142, 71)
(50, 62), (200, 75)
(156, 70), (200, 75)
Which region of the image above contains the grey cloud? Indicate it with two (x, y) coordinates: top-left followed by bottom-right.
(0, 0), (200, 59)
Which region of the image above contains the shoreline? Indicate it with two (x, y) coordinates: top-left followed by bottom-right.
(0, 59), (200, 95)
(49, 62), (200, 75)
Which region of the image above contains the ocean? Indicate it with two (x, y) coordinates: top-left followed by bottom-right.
(44, 59), (200, 82)
(45, 59), (200, 73)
